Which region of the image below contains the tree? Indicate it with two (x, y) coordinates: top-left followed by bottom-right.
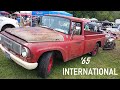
(67, 11), (120, 21)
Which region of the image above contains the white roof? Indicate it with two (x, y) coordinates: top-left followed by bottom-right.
(90, 18), (98, 21)
(20, 11), (32, 14)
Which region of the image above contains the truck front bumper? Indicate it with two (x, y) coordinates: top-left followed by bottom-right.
(0, 44), (38, 70)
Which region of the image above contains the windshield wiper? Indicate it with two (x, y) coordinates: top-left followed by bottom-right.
(41, 25), (49, 28)
(41, 25), (57, 32)
(54, 28), (67, 34)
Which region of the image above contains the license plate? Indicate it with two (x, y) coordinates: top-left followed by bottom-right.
(4, 52), (11, 59)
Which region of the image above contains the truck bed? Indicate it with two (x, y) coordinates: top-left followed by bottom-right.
(84, 30), (105, 40)
(83, 30), (105, 54)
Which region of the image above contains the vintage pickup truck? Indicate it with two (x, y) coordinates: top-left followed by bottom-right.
(0, 15), (106, 78)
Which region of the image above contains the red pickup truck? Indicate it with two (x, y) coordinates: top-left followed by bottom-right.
(0, 15), (106, 78)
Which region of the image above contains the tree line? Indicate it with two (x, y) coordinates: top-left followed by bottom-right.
(67, 11), (120, 22)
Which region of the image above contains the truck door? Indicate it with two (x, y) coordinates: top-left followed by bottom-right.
(69, 22), (84, 59)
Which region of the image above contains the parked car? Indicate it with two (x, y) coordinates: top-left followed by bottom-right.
(85, 22), (99, 32)
(0, 14), (19, 31)
(106, 24), (120, 33)
(100, 21), (113, 30)
(0, 15), (106, 78)
(102, 31), (116, 50)
(106, 24), (120, 39)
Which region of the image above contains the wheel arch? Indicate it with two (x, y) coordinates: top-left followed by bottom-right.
(96, 41), (101, 47)
(37, 49), (67, 63)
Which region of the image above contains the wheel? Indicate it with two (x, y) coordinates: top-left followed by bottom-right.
(89, 43), (99, 56)
(103, 48), (105, 50)
(38, 52), (54, 78)
(111, 42), (116, 49)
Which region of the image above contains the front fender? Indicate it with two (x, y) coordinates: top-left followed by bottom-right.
(36, 46), (68, 62)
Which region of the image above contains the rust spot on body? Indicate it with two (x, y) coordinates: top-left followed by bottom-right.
(5, 27), (64, 42)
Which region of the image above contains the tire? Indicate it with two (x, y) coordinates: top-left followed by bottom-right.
(103, 48), (105, 50)
(112, 42), (116, 49)
(38, 52), (54, 78)
(89, 43), (99, 56)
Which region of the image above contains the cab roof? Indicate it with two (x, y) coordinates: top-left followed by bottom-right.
(44, 14), (84, 22)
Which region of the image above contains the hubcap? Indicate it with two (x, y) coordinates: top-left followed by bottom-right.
(93, 45), (98, 55)
(47, 56), (53, 73)
(93, 49), (97, 55)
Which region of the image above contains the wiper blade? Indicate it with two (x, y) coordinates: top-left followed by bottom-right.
(41, 25), (56, 32)
(41, 25), (49, 28)
(54, 28), (66, 34)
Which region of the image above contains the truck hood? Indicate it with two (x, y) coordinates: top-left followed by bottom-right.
(5, 27), (64, 42)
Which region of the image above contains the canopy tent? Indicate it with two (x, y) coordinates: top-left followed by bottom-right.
(32, 11), (73, 16)
(13, 12), (32, 23)
(80, 18), (91, 23)
(16, 13), (31, 17)
(13, 12), (20, 15)
(20, 11), (32, 14)
(90, 18), (98, 22)
(0, 11), (9, 14)
(0, 11), (9, 16)
(13, 12), (31, 17)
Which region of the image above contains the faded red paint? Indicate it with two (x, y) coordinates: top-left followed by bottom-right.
(5, 27), (64, 42)
(0, 15), (106, 63)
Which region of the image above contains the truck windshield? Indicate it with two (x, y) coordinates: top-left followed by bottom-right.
(40, 16), (70, 34)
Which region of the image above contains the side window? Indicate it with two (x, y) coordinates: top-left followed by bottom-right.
(84, 24), (90, 31)
(71, 22), (82, 35)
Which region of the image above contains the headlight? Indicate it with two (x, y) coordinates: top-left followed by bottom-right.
(21, 47), (29, 57)
(108, 38), (114, 42)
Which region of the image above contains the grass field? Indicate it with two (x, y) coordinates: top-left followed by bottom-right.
(0, 40), (120, 79)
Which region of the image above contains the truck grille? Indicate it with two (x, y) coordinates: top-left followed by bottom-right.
(0, 35), (21, 55)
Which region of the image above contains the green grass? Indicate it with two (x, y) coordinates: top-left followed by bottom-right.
(0, 40), (120, 79)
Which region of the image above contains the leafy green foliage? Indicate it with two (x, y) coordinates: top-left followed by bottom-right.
(67, 11), (120, 21)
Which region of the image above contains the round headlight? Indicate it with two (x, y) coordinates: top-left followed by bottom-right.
(21, 47), (29, 57)
(108, 38), (114, 42)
